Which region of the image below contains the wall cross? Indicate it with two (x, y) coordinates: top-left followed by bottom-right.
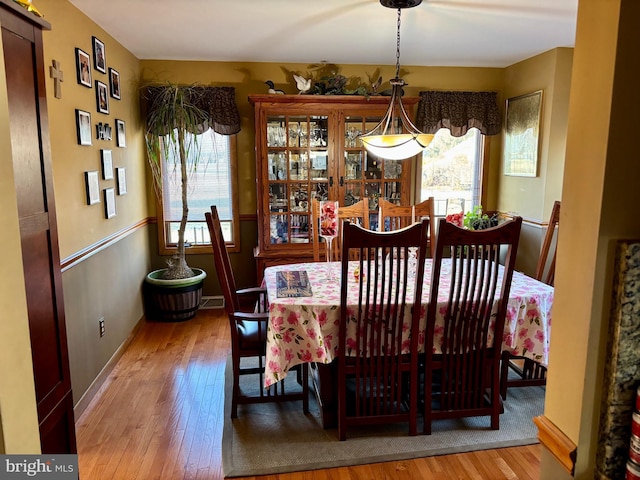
(49, 59), (63, 99)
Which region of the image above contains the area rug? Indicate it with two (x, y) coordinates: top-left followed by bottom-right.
(221, 357), (544, 477)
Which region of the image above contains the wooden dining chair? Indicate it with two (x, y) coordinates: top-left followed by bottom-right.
(423, 216), (522, 434)
(378, 198), (412, 232)
(311, 198), (369, 262)
(413, 197), (436, 257)
(379, 197), (436, 257)
(206, 206), (309, 418)
(534, 200), (561, 286)
(338, 219), (430, 440)
(500, 201), (559, 399)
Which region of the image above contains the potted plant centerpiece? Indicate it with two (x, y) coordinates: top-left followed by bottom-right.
(463, 205), (499, 230)
(143, 83), (211, 321)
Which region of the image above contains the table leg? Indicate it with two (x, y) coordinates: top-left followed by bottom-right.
(310, 361), (338, 429)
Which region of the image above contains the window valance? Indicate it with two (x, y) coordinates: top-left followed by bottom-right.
(415, 91), (501, 137)
(143, 85), (241, 135)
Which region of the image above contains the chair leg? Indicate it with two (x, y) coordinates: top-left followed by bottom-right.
(302, 363), (309, 414)
(423, 413), (432, 436)
(231, 355), (241, 419)
(491, 411), (500, 430)
(338, 377), (346, 441)
(491, 385), (501, 430)
(500, 351), (510, 400)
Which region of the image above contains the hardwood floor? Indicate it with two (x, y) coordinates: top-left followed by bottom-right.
(75, 309), (541, 479)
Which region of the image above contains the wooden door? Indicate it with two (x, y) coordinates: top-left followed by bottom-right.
(1, 2), (76, 453)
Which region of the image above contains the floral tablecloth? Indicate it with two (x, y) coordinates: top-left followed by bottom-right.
(263, 260), (553, 388)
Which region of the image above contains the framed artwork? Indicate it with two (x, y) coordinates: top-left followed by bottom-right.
(116, 167), (127, 195)
(116, 119), (126, 147)
(76, 109), (92, 146)
(503, 90), (543, 177)
(84, 170), (100, 205)
(96, 122), (112, 141)
(104, 187), (116, 219)
(101, 149), (113, 180)
(92, 36), (106, 73)
(109, 68), (121, 99)
(75, 48), (91, 87)
(96, 80), (109, 114)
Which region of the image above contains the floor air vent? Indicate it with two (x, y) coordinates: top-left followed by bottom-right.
(199, 296), (225, 309)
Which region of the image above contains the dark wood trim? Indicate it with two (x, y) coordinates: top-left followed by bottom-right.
(533, 415), (577, 475)
(239, 212), (257, 221)
(60, 218), (151, 272)
(0, 0), (50, 29)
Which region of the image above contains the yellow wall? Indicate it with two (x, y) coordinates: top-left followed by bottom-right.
(501, 48), (573, 275)
(0, 10), (40, 452)
(501, 48), (572, 221)
(43, 0), (148, 259)
(36, 0), (153, 407)
(542, 0), (640, 478)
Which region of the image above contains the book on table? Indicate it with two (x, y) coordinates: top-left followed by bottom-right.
(276, 270), (313, 298)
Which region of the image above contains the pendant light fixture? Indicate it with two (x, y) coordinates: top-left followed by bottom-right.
(360, 0), (433, 160)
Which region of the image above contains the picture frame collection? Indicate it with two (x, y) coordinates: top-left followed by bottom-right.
(76, 36), (127, 219)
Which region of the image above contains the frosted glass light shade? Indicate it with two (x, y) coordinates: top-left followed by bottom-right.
(361, 133), (434, 160)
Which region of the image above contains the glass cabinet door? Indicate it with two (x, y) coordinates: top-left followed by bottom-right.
(266, 114), (328, 245)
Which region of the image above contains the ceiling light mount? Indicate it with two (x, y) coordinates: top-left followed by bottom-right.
(379, 0), (422, 9)
(360, 0), (432, 160)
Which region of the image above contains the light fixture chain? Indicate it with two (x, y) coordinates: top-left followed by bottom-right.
(395, 8), (402, 79)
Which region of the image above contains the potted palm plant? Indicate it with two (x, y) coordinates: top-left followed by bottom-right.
(143, 83), (210, 321)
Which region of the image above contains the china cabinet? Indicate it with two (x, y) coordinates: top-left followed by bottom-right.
(249, 94), (420, 278)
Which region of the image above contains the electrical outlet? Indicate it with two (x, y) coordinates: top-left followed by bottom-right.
(99, 317), (105, 337)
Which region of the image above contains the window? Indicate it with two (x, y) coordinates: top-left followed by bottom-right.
(158, 129), (239, 254)
(417, 128), (486, 218)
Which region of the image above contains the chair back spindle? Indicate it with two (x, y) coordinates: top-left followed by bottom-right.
(423, 216), (522, 434)
(337, 219), (430, 440)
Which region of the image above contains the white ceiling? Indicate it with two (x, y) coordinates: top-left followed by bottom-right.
(68, 0), (578, 68)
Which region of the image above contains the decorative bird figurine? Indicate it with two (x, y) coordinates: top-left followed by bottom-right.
(371, 76), (382, 95)
(292, 73), (312, 95)
(265, 80), (285, 95)
(12, 0), (44, 16)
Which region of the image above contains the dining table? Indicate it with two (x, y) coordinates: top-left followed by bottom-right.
(263, 259), (553, 427)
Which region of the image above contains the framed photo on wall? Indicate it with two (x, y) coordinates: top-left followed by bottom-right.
(84, 170), (100, 205)
(92, 36), (106, 73)
(116, 119), (126, 147)
(503, 90), (543, 177)
(96, 80), (109, 114)
(75, 48), (91, 87)
(101, 149), (113, 180)
(76, 109), (92, 146)
(109, 68), (121, 99)
(104, 187), (116, 219)
(116, 167), (127, 195)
